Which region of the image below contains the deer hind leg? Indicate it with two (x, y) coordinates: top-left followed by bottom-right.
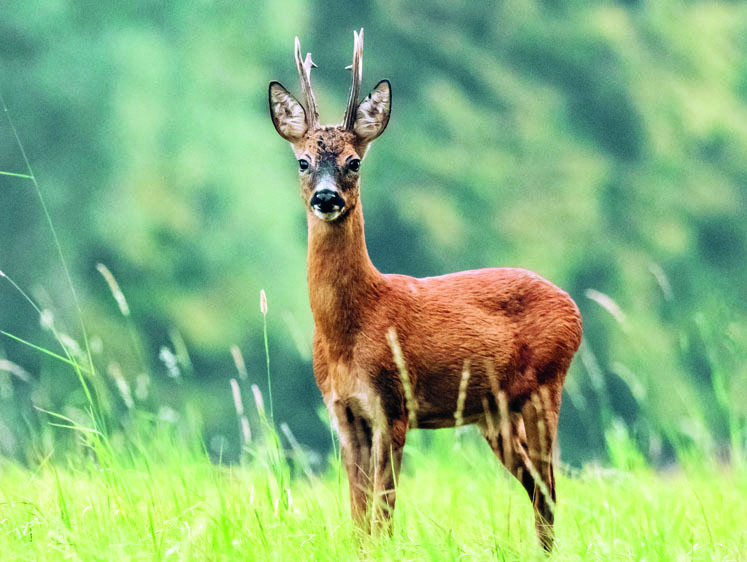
(481, 390), (559, 551)
(521, 387), (561, 552)
(481, 409), (537, 503)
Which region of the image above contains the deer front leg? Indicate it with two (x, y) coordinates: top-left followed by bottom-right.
(370, 418), (406, 533)
(334, 403), (374, 528)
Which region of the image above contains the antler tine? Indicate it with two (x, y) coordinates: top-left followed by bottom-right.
(294, 36), (319, 130)
(342, 28), (364, 131)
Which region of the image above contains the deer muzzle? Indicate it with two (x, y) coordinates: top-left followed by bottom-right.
(310, 188), (346, 221)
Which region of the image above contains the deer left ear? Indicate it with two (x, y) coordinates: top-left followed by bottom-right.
(354, 80), (391, 142)
(269, 81), (308, 141)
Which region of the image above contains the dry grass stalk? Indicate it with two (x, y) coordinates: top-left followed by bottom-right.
(496, 390), (513, 474)
(481, 397), (498, 450)
(251, 384), (266, 420)
(107, 362), (133, 409)
(386, 327), (417, 429)
(96, 263), (130, 317)
(454, 361), (471, 427)
(230, 378), (252, 445)
(230, 345), (249, 381)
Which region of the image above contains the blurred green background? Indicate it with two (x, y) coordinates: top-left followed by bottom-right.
(1, 0), (745, 467)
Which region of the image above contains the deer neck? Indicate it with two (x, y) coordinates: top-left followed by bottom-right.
(307, 202), (382, 348)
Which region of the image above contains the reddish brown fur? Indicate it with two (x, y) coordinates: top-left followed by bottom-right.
(269, 33), (582, 551)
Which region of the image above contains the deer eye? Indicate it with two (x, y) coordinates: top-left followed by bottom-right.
(348, 158), (360, 173)
(298, 158), (310, 172)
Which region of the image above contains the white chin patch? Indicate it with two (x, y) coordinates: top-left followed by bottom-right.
(312, 207), (344, 221)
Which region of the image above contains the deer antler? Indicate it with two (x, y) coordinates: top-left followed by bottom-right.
(342, 28), (364, 131)
(295, 37), (319, 130)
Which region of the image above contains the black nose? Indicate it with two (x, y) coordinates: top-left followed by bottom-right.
(310, 189), (345, 214)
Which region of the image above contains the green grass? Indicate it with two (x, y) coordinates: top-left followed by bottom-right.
(0, 423), (744, 561)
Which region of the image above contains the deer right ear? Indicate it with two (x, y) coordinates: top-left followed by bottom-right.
(269, 81), (308, 141)
(354, 80), (391, 142)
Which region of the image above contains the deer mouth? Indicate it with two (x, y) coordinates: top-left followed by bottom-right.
(310, 189), (346, 221)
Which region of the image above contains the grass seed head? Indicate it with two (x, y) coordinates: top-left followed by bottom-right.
(260, 289), (268, 315)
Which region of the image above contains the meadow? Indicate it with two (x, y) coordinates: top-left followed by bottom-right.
(0, 409), (744, 561)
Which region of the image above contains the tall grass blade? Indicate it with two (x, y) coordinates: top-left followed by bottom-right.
(260, 289), (274, 421)
(0, 91), (97, 388)
(0, 170), (33, 179)
(1, 330), (92, 375)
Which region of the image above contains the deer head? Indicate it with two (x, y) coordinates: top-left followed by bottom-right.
(268, 29), (391, 222)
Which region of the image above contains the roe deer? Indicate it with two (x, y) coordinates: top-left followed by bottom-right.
(268, 29), (582, 551)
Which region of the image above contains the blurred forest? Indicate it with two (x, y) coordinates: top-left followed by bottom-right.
(0, 0), (745, 467)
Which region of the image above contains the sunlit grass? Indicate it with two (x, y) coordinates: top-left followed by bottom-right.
(0, 422), (744, 561)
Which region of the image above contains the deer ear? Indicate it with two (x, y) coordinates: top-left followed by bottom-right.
(269, 81), (308, 141)
(354, 80), (391, 142)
